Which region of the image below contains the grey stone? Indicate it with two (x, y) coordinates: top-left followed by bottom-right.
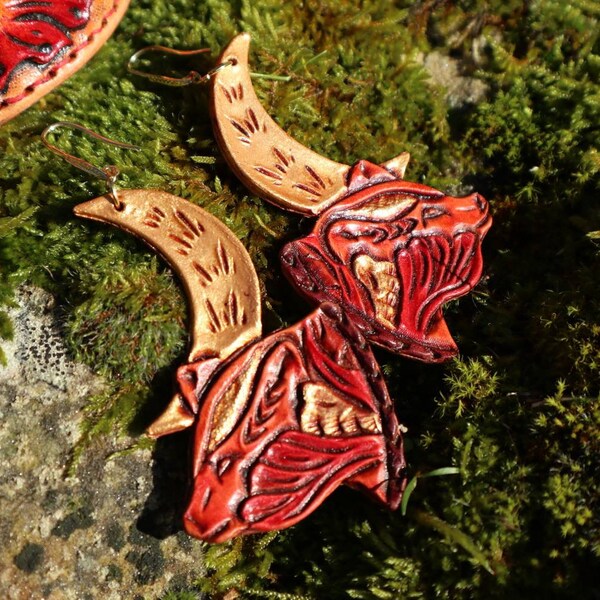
(0, 287), (205, 599)
(421, 50), (489, 109)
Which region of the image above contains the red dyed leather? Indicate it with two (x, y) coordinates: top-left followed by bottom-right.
(281, 161), (492, 362)
(0, 0), (130, 124)
(176, 303), (407, 543)
(0, 0), (92, 91)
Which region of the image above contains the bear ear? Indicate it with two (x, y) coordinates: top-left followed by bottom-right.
(346, 153), (411, 192)
(382, 152), (410, 179)
(146, 393), (195, 438)
(347, 160), (398, 191)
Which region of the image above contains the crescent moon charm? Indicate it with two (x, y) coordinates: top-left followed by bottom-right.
(74, 189), (262, 363)
(210, 34), (352, 216)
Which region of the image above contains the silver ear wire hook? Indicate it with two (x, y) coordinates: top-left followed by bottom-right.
(127, 46), (234, 86)
(41, 121), (140, 210)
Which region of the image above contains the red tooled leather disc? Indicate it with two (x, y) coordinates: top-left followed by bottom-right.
(0, 0), (130, 124)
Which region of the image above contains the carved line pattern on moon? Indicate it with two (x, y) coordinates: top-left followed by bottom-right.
(73, 189), (262, 362)
(145, 206), (246, 333)
(222, 86), (330, 200)
(210, 33), (351, 216)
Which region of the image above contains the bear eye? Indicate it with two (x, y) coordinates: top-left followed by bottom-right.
(422, 205), (449, 221)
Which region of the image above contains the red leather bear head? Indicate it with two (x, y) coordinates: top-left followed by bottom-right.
(281, 161), (491, 362)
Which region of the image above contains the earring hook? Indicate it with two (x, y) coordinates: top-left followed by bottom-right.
(127, 46), (235, 86)
(41, 121), (140, 210)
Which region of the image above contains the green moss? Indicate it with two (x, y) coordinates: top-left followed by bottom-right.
(1, 0), (599, 598)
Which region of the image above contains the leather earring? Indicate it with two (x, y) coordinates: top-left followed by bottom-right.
(42, 122), (408, 543)
(129, 33), (492, 364)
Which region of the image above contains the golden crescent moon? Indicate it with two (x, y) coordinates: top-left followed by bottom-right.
(74, 189), (262, 363)
(210, 33), (351, 216)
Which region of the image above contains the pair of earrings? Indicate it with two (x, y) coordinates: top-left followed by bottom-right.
(42, 34), (491, 543)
